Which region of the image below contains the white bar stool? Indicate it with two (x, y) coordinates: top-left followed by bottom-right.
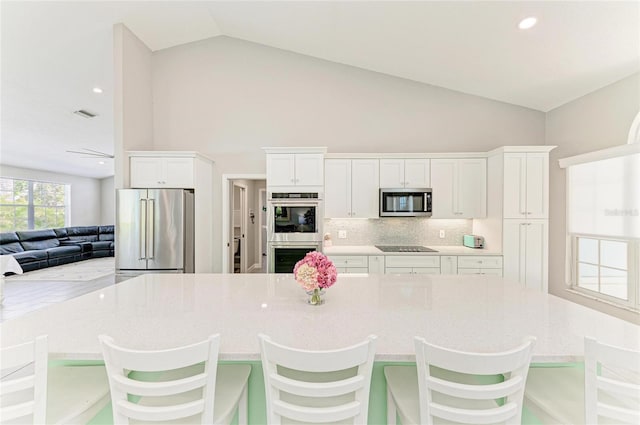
(258, 334), (377, 424)
(385, 336), (536, 425)
(99, 334), (250, 424)
(0, 335), (110, 424)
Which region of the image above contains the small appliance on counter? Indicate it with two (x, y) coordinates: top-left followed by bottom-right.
(463, 235), (484, 249)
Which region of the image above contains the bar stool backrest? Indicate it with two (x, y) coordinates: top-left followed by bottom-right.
(415, 336), (536, 425)
(584, 336), (640, 424)
(99, 334), (220, 424)
(259, 334), (377, 424)
(0, 335), (48, 424)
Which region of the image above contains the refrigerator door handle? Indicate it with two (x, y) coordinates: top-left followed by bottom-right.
(147, 199), (155, 259)
(139, 199), (147, 260)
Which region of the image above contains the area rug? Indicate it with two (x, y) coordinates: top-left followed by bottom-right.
(6, 257), (115, 282)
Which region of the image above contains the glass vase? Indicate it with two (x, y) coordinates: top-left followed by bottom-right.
(307, 288), (324, 305)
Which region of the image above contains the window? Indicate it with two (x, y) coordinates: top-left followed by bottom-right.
(563, 150), (640, 310)
(574, 236), (635, 305)
(0, 178), (69, 231)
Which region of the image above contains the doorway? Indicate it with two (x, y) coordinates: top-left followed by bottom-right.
(222, 175), (267, 273)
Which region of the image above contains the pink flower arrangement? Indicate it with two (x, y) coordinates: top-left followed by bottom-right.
(293, 251), (337, 292)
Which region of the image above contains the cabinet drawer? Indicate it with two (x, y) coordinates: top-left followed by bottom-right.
(385, 256), (440, 268)
(412, 267), (441, 275)
(457, 256), (503, 269)
(458, 268), (503, 276)
(385, 267), (440, 275)
(328, 255), (368, 268)
(345, 267), (369, 274)
(385, 267), (414, 274)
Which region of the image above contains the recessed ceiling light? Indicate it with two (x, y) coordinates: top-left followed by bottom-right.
(93, 87), (103, 94)
(98, 161), (105, 165)
(518, 17), (537, 30)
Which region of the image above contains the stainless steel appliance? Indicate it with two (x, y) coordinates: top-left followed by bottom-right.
(379, 188), (432, 217)
(267, 192), (323, 243)
(375, 245), (438, 253)
(116, 189), (194, 275)
(267, 191), (323, 273)
(269, 241), (322, 274)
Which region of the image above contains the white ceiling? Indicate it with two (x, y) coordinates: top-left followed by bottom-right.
(1, 1), (639, 179)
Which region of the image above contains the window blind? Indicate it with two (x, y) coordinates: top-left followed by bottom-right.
(568, 153), (639, 238)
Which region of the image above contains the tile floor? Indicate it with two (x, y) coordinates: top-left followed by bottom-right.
(0, 259), (123, 322)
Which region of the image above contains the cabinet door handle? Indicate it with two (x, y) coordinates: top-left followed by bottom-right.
(526, 212), (532, 215)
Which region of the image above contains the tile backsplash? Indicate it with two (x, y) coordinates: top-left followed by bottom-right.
(323, 218), (472, 246)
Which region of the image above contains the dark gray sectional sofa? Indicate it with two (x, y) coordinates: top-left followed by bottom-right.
(0, 225), (114, 272)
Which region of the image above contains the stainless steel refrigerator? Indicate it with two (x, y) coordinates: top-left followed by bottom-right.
(116, 189), (194, 275)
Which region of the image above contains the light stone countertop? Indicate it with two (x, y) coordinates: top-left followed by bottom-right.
(1, 273), (637, 363)
(323, 245), (502, 256)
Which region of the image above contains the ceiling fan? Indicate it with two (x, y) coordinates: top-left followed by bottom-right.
(66, 148), (114, 159)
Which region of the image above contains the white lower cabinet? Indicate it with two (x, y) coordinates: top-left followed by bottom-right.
(368, 256), (385, 274)
(457, 256), (503, 276)
(457, 268), (503, 276)
(330, 253), (503, 276)
(503, 219), (548, 292)
(385, 256), (441, 274)
(440, 256), (458, 274)
(328, 255), (385, 274)
(328, 255), (368, 274)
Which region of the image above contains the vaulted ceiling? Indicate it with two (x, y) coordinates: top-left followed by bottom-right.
(2, 1), (639, 178)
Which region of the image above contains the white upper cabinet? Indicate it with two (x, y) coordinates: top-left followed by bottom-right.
(325, 159), (379, 218)
(431, 158), (486, 218)
(324, 160), (351, 218)
(130, 156), (195, 188)
(503, 153), (549, 219)
(266, 153), (324, 187)
(379, 159), (430, 188)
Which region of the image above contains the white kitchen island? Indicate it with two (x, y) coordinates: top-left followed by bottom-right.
(2, 273), (638, 425)
(1, 273), (638, 362)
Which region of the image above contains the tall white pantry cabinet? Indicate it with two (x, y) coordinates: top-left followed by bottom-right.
(484, 146), (555, 293)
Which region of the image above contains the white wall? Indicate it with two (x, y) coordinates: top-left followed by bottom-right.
(113, 23), (153, 189)
(100, 176), (114, 224)
(546, 72), (640, 323)
(0, 165), (102, 226)
(149, 36), (545, 271)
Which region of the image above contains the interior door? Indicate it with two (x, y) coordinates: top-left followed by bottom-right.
(232, 184), (247, 273)
(147, 189), (184, 270)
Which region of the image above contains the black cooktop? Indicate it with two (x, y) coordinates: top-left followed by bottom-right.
(375, 245), (438, 253)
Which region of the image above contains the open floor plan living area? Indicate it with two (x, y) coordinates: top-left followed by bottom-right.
(1, 2), (639, 424)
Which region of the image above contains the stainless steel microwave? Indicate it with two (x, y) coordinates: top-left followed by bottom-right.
(379, 188), (432, 217)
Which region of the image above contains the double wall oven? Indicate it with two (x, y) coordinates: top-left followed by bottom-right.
(267, 192), (323, 273)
